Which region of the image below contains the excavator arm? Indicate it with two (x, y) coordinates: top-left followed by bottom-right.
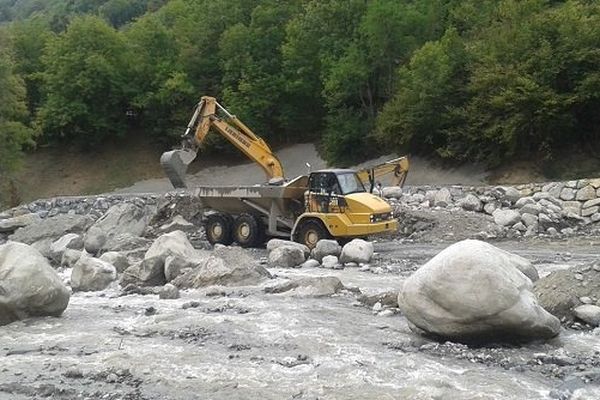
(161, 96), (284, 188)
(355, 156), (409, 192)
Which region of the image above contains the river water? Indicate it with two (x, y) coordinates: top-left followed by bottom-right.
(2, 240), (600, 399)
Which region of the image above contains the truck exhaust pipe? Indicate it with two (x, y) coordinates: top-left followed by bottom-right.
(160, 148), (197, 189)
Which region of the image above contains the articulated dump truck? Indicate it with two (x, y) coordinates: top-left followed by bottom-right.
(160, 96), (409, 249)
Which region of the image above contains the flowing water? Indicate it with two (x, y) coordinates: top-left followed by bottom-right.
(2, 241), (600, 399)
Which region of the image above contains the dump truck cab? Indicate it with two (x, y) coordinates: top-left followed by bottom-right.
(291, 169), (398, 248)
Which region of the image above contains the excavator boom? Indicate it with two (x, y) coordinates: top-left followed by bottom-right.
(355, 156), (410, 192)
(161, 96), (284, 188)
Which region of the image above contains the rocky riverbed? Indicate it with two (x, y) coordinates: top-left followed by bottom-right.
(2, 180), (600, 399)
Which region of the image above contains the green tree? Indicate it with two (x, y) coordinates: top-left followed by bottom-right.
(0, 32), (35, 206)
(218, 0), (302, 142)
(8, 17), (53, 117)
(376, 29), (468, 157)
(322, 0), (443, 164)
(37, 16), (131, 146)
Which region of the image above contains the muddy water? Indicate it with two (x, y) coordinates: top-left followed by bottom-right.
(2, 240), (600, 399)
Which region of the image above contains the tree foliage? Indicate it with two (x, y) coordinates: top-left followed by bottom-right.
(0, 0), (598, 169)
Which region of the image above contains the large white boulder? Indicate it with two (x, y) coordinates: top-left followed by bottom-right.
(145, 230), (199, 262)
(493, 209), (521, 227)
(172, 255), (271, 288)
(268, 246), (305, 268)
(0, 242), (70, 326)
(84, 203), (154, 253)
(312, 239), (341, 262)
(266, 239), (310, 258)
(340, 239), (374, 264)
(71, 254), (117, 292)
(398, 240), (559, 342)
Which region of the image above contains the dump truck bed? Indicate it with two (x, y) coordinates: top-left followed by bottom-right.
(192, 175), (308, 217)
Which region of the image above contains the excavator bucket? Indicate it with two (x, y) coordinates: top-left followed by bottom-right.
(160, 148), (197, 189)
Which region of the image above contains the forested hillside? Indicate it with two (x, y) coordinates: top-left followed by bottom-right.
(1, 0), (599, 205)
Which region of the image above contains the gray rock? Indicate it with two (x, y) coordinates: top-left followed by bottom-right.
(582, 198), (600, 209)
(514, 197), (535, 209)
(562, 201), (582, 215)
(264, 276), (343, 297)
(50, 233), (83, 263)
(434, 188), (452, 207)
(483, 201), (499, 215)
(268, 246), (306, 268)
(158, 283), (180, 300)
(300, 259), (321, 269)
(493, 209), (521, 227)
(158, 215), (195, 233)
(592, 213), (600, 223)
(71, 254), (117, 292)
(546, 227), (559, 236)
(171, 255), (271, 288)
(0, 214), (42, 233)
(312, 239), (342, 262)
(91, 203), (153, 238)
(588, 178), (600, 188)
(382, 187), (403, 199)
(321, 255), (340, 269)
(521, 213), (538, 228)
(565, 180), (578, 188)
(340, 239), (374, 264)
(164, 255), (198, 282)
(120, 257), (166, 287)
(457, 194), (482, 212)
(266, 239), (310, 258)
(576, 185), (596, 201)
(99, 252), (129, 273)
(542, 183), (564, 199)
(498, 186), (522, 203)
(0, 242), (70, 326)
(582, 206), (599, 218)
(399, 240), (558, 342)
(103, 233), (151, 253)
(519, 203), (543, 216)
(534, 269), (600, 321)
(560, 188), (576, 201)
(83, 226), (107, 254)
(512, 222), (527, 232)
(61, 249), (83, 269)
(145, 231), (202, 264)
(573, 305), (600, 326)
(31, 238), (53, 259)
(9, 214), (92, 245)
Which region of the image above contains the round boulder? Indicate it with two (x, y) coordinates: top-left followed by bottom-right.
(340, 239), (374, 264)
(268, 246), (305, 268)
(0, 242), (70, 326)
(312, 239), (342, 262)
(398, 239), (559, 342)
(71, 254), (117, 292)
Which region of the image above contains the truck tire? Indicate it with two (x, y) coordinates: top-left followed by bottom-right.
(205, 213), (233, 245)
(295, 219), (331, 249)
(233, 214), (264, 248)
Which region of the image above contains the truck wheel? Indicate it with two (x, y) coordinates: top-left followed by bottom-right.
(296, 220), (330, 249)
(205, 213), (233, 245)
(233, 214), (264, 248)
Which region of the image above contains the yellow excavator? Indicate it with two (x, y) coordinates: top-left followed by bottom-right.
(161, 96), (409, 248)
